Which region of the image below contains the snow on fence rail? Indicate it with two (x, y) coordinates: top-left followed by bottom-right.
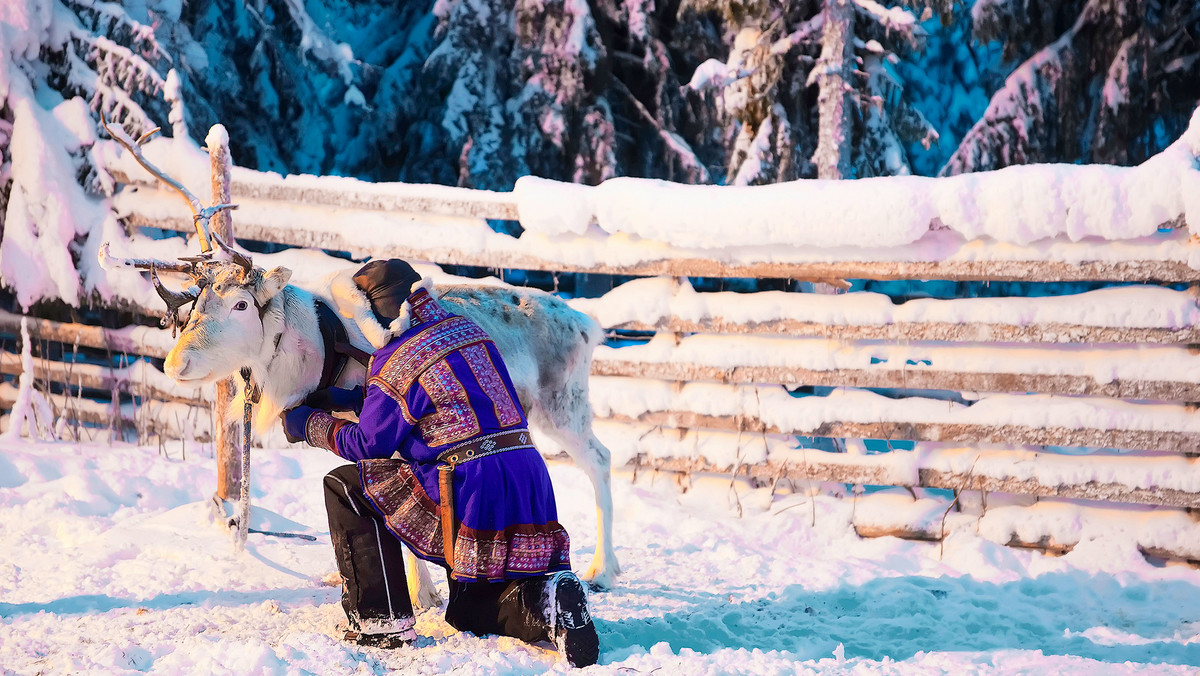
(104, 117), (1200, 283)
(7, 126), (1200, 560)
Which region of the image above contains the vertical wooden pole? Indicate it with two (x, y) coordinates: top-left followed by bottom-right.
(207, 125), (241, 502)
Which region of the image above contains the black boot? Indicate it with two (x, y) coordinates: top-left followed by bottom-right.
(343, 628), (414, 649)
(543, 572), (599, 668)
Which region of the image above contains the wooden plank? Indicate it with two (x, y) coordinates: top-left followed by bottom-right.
(590, 359), (1200, 402)
(608, 318), (1200, 345)
(0, 347), (208, 406)
(605, 410), (1200, 453)
(0, 310), (171, 359)
(852, 523), (1078, 557)
(207, 132), (243, 503)
(627, 453), (1200, 509)
(120, 206), (1200, 284)
(111, 169), (520, 221)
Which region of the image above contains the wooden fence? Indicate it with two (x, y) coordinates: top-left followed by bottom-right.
(3, 140), (1200, 562)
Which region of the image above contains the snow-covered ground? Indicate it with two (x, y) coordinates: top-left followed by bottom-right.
(2, 440), (1199, 674)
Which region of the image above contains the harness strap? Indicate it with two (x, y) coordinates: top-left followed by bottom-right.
(314, 299), (352, 390)
(438, 465), (457, 570)
(436, 428), (534, 570)
(335, 340), (371, 367)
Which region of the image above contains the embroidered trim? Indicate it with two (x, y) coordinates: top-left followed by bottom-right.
(367, 316), (489, 407)
(361, 460), (443, 557)
(409, 289), (452, 325)
(461, 343), (523, 428)
(396, 390), (418, 425)
(305, 410), (343, 454)
(453, 524), (571, 580)
(417, 361), (480, 447)
(359, 458), (572, 581)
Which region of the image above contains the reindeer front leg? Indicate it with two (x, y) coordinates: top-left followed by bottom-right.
(405, 550), (444, 609)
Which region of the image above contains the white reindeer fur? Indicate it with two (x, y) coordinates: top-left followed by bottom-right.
(165, 265), (622, 593)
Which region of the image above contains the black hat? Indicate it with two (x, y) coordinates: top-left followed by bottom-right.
(353, 259), (423, 325)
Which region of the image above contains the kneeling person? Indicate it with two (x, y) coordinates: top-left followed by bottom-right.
(282, 260), (599, 667)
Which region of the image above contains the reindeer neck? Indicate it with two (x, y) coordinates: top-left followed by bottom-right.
(251, 285), (325, 413)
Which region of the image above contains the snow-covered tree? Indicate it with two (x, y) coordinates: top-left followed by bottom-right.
(153, 0), (392, 176)
(681, 0), (943, 183)
(894, 6), (1004, 176)
(415, 0), (714, 190)
(941, 0), (1200, 174)
(0, 0), (170, 310)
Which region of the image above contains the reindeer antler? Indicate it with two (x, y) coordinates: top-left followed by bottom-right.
(101, 112), (240, 253)
(211, 232), (255, 280)
(151, 265), (201, 337)
(99, 243), (214, 336)
(98, 242), (195, 273)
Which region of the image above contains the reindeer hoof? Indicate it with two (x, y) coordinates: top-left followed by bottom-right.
(579, 565), (617, 592)
(416, 588), (444, 610)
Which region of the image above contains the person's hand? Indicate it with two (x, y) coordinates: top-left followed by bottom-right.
(304, 386), (364, 415)
(281, 406), (316, 444)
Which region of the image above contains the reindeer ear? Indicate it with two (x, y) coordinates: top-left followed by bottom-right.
(258, 266), (292, 302)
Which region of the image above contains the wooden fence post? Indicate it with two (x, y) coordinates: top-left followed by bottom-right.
(207, 125), (241, 502)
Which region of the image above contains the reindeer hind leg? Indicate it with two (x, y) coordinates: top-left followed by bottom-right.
(528, 389), (621, 591)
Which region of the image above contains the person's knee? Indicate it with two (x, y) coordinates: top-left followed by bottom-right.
(324, 464), (362, 508)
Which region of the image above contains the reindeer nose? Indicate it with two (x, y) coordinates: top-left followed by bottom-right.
(164, 352), (191, 380)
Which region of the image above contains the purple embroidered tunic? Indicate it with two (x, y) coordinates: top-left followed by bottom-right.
(312, 288), (571, 582)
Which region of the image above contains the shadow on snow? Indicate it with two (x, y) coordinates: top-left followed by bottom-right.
(596, 572), (1200, 666)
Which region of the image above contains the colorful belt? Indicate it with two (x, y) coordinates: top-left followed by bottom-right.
(437, 428), (535, 466)
(437, 428), (535, 571)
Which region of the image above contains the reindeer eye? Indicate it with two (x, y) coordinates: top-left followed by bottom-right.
(233, 300), (249, 311)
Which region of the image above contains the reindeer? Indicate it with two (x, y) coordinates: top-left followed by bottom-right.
(100, 120), (622, 601)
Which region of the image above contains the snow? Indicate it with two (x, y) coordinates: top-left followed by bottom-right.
(570, 277), (1200, 331)
(589, 379), (1200, 438)
(514, 176), (595, 236)
(851, 0), (918, 34)
(3, 439), (1200, 674)
(685, 58), (730, 91)
(504, 108), (1200, 249)
(84, 122), (1200, 301)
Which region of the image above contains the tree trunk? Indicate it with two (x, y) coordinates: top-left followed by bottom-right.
(811, 0), (854, 180)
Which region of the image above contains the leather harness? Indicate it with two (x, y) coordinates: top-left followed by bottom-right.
(435, 428), (535, 569)
(314, 299), (371, 389)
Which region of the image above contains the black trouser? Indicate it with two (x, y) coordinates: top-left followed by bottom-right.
(323, 464), (552, 642)
(445, 576), (553, 643)
(324, 464), (415, 632)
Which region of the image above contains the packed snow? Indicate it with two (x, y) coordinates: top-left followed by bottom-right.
(3, 439), (1200, 674)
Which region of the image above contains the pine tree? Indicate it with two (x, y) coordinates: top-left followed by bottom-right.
(941, 0), (1200, 174)
(0, 0), (169, 309)
(681, 0), (943, 183)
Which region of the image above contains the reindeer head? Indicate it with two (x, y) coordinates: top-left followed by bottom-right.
(102, 236), (293, 385)
(99, 115), (292, 385)
(163, 238), (293, 384)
